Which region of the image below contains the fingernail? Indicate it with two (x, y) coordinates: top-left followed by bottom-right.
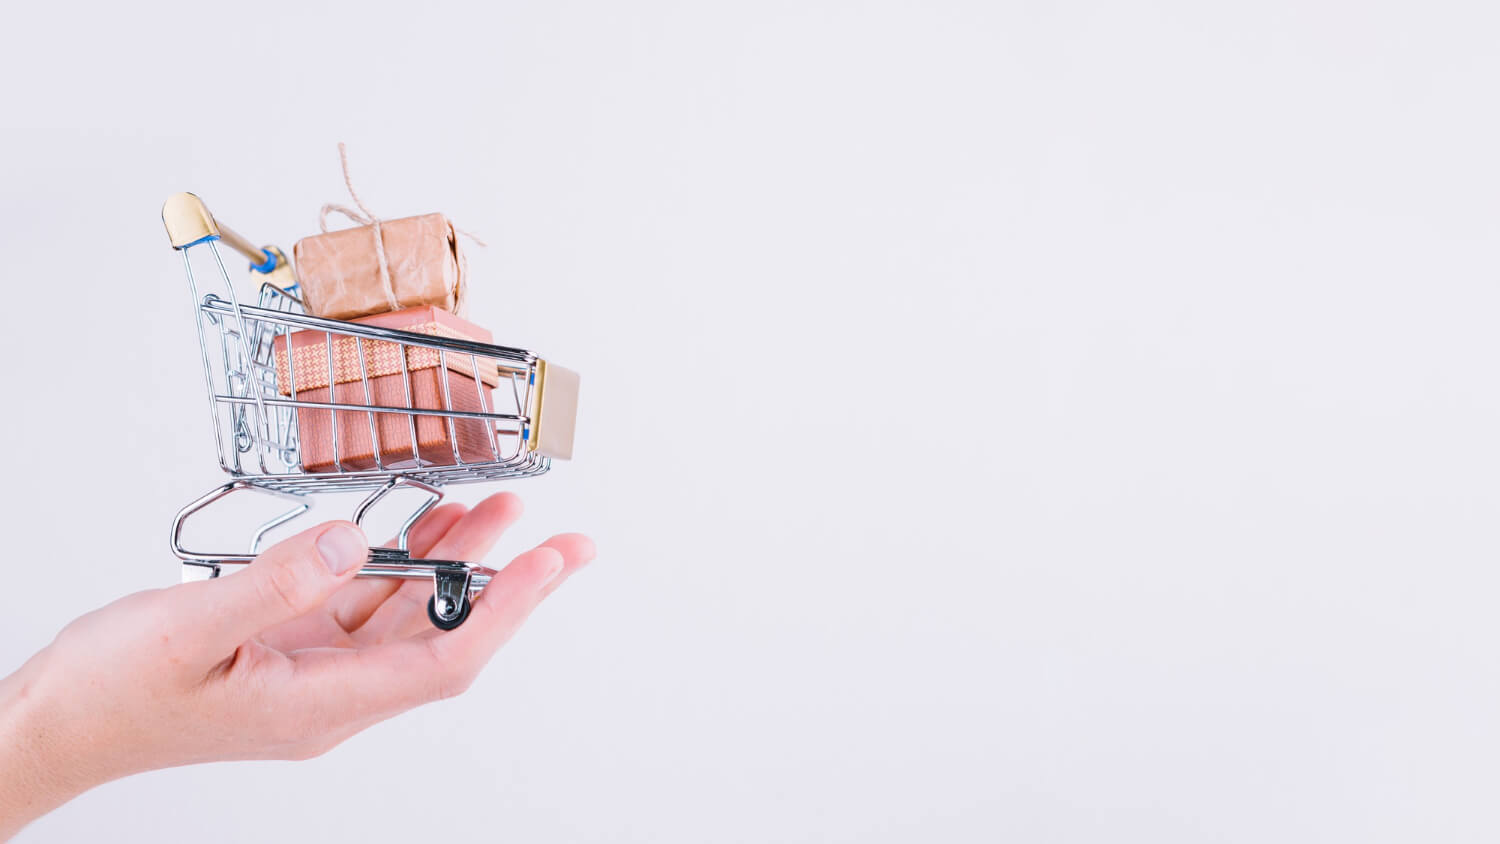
(316, 524), (366, 575)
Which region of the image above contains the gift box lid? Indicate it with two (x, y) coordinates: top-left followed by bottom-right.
(273, 306), (502, 394)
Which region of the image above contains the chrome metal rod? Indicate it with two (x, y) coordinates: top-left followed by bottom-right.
(353, 477), (444, 553)
(171, 480), (310, 563)
(199, 297), (535, 362)
(195, 557), (495, 590)
(213, 394), (526, 423)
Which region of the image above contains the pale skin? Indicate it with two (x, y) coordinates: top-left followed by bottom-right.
(0, 492), (592, 840)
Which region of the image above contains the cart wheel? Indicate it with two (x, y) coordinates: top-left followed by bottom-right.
(427, 594), (471, 630)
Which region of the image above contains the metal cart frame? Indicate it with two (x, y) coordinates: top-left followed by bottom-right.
(161, 193), (578, 629)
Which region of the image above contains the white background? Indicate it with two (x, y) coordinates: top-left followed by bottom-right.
(3, 1), (1499, 841)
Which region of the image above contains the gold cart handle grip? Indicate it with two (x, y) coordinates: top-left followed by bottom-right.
(161, 192), (280, 273)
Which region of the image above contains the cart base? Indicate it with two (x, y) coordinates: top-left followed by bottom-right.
(172, 479), (493, 629)
(178, 549), (492, 630)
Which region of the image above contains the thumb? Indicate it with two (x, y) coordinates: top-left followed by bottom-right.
(190, 521), (368, 655)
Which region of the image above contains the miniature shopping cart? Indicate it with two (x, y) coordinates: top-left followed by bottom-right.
(162, 193), (579, 629)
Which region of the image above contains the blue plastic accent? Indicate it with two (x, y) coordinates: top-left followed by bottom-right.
(249, 248), (277, 274)
(529, 372), (535, 385)
(523, 426), (531, 441)
(180, 234), (221, 249)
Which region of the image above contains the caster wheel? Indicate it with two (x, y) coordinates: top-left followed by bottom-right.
(427, 594), (472, 630)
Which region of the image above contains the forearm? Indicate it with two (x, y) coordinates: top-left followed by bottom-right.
(0, 657), (93, 840)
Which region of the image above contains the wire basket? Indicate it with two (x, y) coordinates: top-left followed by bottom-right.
(160, 192), (579, 629)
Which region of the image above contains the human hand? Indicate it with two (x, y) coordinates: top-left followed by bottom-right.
(0, 492), (593, 839)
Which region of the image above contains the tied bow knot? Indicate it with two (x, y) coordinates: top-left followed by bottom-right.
(316, 143), (485, 314)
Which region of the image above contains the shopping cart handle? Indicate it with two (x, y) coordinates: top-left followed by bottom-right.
(162, 192), (280, 273)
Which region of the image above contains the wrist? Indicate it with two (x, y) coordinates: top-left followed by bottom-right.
(0, 653), (98, 839)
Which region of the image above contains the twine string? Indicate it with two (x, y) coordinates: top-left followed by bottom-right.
(318, 143), (399, 311)
(315, 143), (484, 313)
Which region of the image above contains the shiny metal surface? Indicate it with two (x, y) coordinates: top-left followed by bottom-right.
(431, 565), (474, 621)
(164, 196), (572, 622)
(188, 282), (550, 489)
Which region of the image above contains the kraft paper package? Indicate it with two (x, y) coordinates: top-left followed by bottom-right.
(293, 212), (468, 321)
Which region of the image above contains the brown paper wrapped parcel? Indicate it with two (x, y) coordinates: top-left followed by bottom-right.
(293, 213), (467, 321)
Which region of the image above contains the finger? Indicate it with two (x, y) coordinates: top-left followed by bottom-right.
(175, 521), (368, 662)
(286, 536), (594, 731)
(291, 544), (570, 720)
(420, 545), (568, 676)
(534, 533), (597, 599)
(424, 533), (595, 667)
(325, 502), (470, 632)
(352, 492), (525, 643)
(262, 504), (470, 650)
